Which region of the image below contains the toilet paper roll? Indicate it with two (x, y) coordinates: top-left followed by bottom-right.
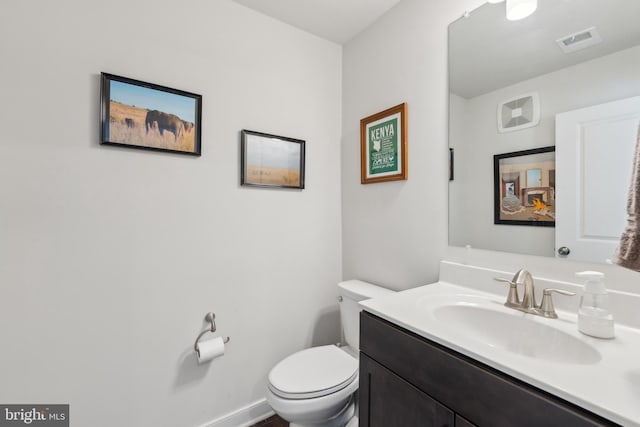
(196, 336), (225, 364)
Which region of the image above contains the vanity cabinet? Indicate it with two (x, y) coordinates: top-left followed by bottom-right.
(360, 353), (454, 426)
(359, 312), (618, 427)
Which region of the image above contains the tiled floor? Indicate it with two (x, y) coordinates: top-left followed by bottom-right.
(249, 414), (288, 427)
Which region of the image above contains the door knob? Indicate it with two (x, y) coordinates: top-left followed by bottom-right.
(557, 246), (570, 256)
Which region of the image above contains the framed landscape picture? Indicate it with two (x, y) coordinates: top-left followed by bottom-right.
(100, 73), (202, 156)
(494, 146), (556, 227)
(240, 130), (305, 189)
(360, 103), (408, 184)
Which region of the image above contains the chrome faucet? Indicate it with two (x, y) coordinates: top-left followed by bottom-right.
(494, 269), (575, 318)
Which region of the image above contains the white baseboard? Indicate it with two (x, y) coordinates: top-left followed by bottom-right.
(199, 398), (274, 427)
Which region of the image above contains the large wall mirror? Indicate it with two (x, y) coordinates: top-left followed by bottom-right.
(448, 0), (640, 263)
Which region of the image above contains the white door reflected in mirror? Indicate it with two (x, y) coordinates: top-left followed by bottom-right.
(555, 96), (640, 263)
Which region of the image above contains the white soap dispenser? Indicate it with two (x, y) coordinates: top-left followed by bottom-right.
(575, 271), (615, 339)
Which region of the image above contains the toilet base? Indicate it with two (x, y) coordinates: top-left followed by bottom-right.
(344, 416), (358, 427)
(289, 394), (356, 427)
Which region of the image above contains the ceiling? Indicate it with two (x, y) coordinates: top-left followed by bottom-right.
(232, 0), (402, 44)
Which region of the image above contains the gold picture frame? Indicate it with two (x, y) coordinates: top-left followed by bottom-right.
(360, 103), (408, 184)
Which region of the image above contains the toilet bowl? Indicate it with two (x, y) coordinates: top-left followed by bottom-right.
(267, 345), (358, 427)
(266, 280), (394, 427)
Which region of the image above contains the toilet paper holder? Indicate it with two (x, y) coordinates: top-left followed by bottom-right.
(194, 312), (230, 352)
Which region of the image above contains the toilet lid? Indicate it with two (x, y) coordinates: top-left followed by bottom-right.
(268, 345), (358, 399)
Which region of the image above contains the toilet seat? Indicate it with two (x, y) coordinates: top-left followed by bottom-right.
(268, 345), (358, 400)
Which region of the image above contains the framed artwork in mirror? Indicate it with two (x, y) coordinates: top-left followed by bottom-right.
(494, 146), (555, 227)
(360, 103), (408, 184)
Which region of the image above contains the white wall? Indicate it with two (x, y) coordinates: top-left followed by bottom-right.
(449, 45), (640, 257)
(342, 0), (486, 289)
(0, 1), (342, 426)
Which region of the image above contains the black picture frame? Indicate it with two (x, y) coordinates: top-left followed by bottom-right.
(494, 146), (556, 227)
(449, 147), (454, 181)
(240, 130), (305, 189)
(100, 73), (202, 156)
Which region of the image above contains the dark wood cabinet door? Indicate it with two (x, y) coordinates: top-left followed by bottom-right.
(455, 415), (478, 427)
(360, 353), (454, 427)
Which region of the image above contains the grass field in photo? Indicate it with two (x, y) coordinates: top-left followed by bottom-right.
(108, 101), (195, 152)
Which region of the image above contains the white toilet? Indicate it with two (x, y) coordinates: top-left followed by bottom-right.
(266, 280), (394, 427)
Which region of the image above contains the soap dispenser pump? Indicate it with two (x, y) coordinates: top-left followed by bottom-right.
(575, 271), (615, 339)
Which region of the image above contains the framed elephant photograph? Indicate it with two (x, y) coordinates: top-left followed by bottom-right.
(100, 73), (202, 156)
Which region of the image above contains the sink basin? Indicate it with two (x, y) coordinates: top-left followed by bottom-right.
(431, 300), (601, 365)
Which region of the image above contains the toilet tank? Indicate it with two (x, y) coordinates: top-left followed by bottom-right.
(338, 280), (394, 351)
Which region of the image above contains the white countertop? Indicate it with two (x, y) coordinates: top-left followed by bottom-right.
(360, 281), (640, 426)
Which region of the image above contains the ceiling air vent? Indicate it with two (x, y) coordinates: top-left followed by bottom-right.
(497, 92), (540, 133)
(556, 27), (602, 53)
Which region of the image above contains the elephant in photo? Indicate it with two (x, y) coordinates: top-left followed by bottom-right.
(145, 110), (185, 141)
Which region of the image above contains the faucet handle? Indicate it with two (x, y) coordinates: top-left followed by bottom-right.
(493, 277), (520, 307)
(539, 288), (576, 319)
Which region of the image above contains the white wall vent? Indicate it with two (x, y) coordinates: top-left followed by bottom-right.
(497, 92), (540, 133)
(556, 27), (603, 53)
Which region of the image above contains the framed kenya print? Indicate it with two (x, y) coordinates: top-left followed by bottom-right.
(360, 103), (408, 184)
(100, 73), (202, 156)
